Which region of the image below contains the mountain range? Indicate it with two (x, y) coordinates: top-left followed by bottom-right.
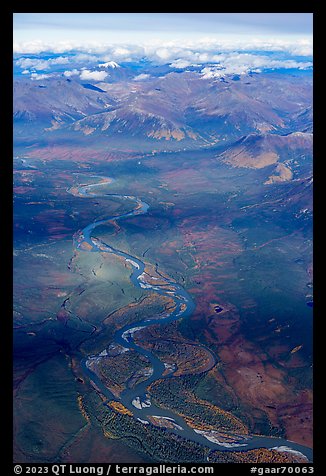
(14, 69), (312, 151)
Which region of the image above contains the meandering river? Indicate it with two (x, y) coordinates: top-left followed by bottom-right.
(67, 176), (313, 462)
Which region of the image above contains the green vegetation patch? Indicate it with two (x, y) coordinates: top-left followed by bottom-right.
(149, 375), (248, 434)
(14, 353), (86, 462)
(102, 409), (209, 463)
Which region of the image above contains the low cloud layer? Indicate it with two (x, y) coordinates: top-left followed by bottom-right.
(79, 69), (108, 81)
(16, 55), (70, 70)
(133, 73), (151, 81)
(14, 37), (312, 57)
(200, 54), (312, 78)
(14, 37), (313, 82)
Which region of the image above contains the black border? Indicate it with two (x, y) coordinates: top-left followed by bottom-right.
(5, 4), (320, 474)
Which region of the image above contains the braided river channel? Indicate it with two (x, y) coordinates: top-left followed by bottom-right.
(67, 176), (312, 462)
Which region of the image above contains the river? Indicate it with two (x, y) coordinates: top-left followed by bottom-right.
(67, 175), (313, 462)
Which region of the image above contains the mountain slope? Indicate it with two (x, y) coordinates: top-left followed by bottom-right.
(13, 71), (313, 148)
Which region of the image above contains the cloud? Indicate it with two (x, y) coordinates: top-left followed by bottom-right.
(112, 47), (130, 57)
(13, 37), (313, 57)
(79, 69), (108, 81)
(133, 73), (151, 81)
(102, 45), (145, 62)
(169, 59), (200, 69)
(16, 57), (50, 70)
(16, 55), (70, 70)
(13, 37), (313, 79)
(48, 56), (70, 65)
(30, 73), (53, 80)
(200, 54), (312, 78)
(64, 67), (109, 80)
(13, 40), (82, 54)
(287, 43), (313, 56)
(63, 69), (79, 77)
(72, 53), (100, 63)
(190, 37), (313, 57)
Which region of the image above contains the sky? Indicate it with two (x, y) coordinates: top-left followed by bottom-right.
(13, 13), (313, 81)
(14, 13), (313, 48)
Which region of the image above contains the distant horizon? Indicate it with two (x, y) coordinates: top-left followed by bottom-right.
(13, 13), (313, 84)
(14, 13), (313, 52)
